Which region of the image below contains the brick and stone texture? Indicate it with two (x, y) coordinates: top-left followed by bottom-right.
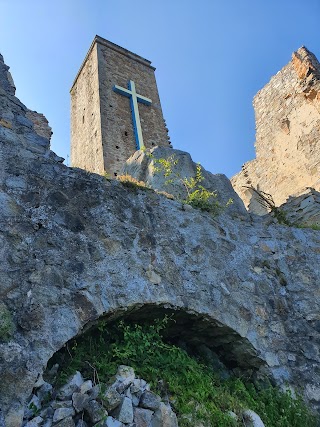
(232, 46), (320, 212)
(71, 36), (171, 177)
(3, 49), (320, 425)
(70, 42), (104, 174)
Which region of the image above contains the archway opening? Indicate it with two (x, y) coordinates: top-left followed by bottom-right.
(48, 303), (267, 381)
(24, 305), (316, 427)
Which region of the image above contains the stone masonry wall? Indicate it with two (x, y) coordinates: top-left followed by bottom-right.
(232, 47), (320, 211)
(279, 188), (320, 227)
(2, 52), (320, 426)
(25, 110), (52, 142)
(70, 43), (104, 174)
(71, 36), (171, 177)
(97, 37), (171, 177)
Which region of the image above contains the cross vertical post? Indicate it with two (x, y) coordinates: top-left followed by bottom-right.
(113, 80), (152, 150)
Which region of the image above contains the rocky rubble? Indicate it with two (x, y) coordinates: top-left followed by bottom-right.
(23, 365), (266, 427)
(23, 366), (178, 427)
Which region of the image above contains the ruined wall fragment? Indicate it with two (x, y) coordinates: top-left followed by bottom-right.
(232, 47), (320, 211)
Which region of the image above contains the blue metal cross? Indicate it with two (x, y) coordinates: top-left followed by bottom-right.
(113, 80), (152, 150)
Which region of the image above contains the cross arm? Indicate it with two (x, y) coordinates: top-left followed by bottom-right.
(137, 94), (152, 105)
(113, 85), (132, 98)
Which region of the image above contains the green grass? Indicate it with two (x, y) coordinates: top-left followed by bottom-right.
(295, 223), (320, 231)
(53, 318), (318, 427)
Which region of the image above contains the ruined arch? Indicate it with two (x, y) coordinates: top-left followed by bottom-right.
(51, 303), (267, 375)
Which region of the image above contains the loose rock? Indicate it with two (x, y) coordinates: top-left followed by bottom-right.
(150, 403), (178, 427)
(85, 400), (107, 424)
(54, 417), (75, 427)
(243, 409), (265, 427)
(111, 397), (134, 424)
(53, 407), (76, 423)
(134, 407), (154, 427)
(139, 391), (161, 411)
(52, 401), (73, 409)
(72, 392), (90, 413)
(25, 417), (43, 427)
(57, 372), (84, 400)
(105, 416), (123, 427)
(102, 386), (122, 411)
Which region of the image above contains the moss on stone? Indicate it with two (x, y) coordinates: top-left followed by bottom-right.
(0, 302), (15, 341)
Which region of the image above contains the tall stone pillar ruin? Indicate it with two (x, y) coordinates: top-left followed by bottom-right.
(70, 36), (171, 177)
(232, 46), (320, 212)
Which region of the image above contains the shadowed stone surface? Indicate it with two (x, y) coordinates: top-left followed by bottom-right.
(1, 54), (320, 426)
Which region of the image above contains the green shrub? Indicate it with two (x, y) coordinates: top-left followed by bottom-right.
(152, 156), (232, 216)
(54, 318), (318, 427)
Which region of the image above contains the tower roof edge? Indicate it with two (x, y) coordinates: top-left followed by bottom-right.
(70, 35), (156, 92)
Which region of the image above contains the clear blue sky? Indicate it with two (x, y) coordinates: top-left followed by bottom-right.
(1, 0), (319, 177)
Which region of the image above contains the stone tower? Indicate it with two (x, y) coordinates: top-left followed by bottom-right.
(232, 46), (320, 211)
(70, 36), (171, 176)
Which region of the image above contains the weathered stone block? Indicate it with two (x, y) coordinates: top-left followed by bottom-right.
(111, 397), (133, 424)
(53, 407), (75, 423)
(150, 403), (178, 427)
(139, 391), (161, 411)
(102, 386), (122, 411)
(134, 407), (154, 427)
(57, 372), (84, 400)
(122, 146), (248, 218)
(85, 400), (107, 423)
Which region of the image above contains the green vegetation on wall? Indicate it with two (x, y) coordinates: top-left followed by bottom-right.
(54, 318), (318, 427)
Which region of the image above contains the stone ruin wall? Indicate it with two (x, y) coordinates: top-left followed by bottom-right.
(25, 110), (52, 142)
(232, 47), (320, 211)
(0, 54), (52, 147)
(1, 50), (320, 426)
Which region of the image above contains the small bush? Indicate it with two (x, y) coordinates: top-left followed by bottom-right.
(152, 156), (232, 216)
